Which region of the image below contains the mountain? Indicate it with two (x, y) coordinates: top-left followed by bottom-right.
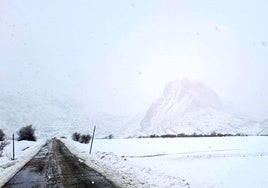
(0, 92), (88, 138)
(88, 112), (143, 138)
(0, 79), (263, 139)
(258, 119), (268, 135)
(0, 92), (142, 139)
(138, 78), (260, 136)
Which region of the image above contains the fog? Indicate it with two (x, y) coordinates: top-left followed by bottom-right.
(1, 0), (268, 120)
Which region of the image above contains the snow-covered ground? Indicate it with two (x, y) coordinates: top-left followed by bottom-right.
(62, 136), (268, 188)
(0, 139), (46, 187)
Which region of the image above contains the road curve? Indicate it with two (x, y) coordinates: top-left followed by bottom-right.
(4, 139), (116, 188)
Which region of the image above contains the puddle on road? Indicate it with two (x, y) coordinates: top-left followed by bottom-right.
(4, 167), (47, 188)
(3, 141), (51, 188)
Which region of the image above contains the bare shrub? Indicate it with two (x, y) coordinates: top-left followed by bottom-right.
(17, 125), (36, 141)
(0, 141), (10, 157)
(72, 132), (91, 144)
(79, 134), (91, 144)
(72, 132), (81, 142)
(0, 129), (5, 141)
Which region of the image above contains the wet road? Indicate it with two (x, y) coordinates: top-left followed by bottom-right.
(4, 139), (116, 188)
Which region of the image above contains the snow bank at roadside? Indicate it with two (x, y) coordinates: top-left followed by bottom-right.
(93, 137), (268, 188)
(0, 139), (46, 187)
(61, 139), (189, 188)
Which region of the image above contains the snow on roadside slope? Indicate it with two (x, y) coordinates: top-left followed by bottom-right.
(92, 136), (268, 188)
(61, 138), (190, 188)
(0, 139), (46, 187)
(63, 137), (268, 188)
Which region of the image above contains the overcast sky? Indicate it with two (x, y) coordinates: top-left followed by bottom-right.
(1, 0), (268, 120)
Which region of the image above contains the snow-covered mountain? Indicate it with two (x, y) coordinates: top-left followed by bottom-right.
(258, 119), (268, 135)
(139, 78), (260, 136)
(0, 92), (142, 139)
(0, 92), (87, 138)
(0, 78), (264, 139)
(88, 112), (143, 138)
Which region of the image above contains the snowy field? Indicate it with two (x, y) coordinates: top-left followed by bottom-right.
(62, 136), (268, 188)
(0, 139), (46, 187)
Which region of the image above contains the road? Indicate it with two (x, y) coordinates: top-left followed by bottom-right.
(3, 139), (116, 188)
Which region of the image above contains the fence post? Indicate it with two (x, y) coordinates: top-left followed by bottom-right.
(12, 133), (15, 160)
(89, 126), (96, 154)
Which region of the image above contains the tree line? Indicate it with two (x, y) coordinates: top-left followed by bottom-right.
(138, 132), (249, 138)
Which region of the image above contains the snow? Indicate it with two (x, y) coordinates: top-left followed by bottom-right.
(61, 138), (189, 187)
(62, 136), (268, 188)
(0, 139), (46, 187)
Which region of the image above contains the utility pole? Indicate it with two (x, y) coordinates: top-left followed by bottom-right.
(12, 133), (15, 160)
(89, 126), (96, 154)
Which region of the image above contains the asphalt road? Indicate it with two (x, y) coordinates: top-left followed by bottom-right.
(4, 139), (116, 188)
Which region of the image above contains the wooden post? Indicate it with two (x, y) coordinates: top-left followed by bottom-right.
(12, 133), (15, 160)
(89, 126), (96, 154)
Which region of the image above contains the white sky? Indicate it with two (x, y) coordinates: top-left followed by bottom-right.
(0, 0), (268, 120)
